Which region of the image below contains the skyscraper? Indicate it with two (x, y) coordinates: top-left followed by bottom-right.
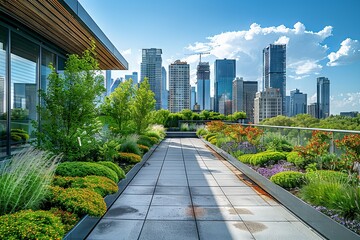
(214, 59), (236, 112)
(243, 81), (258, 123)
(191, 86), (196, 110)
(232, 77), (244, 113)
(141, 48), (162, 110)
(308, 103), (318, 118)
(317, 77), (330, 118)
(263, 44), (286, 115)
(125, 72), (138, 86)
(196, 62), (210, 110)
(290, 89), (307, 116)
(254, 88), (282, 124)
(105, 70), (112, 96)
(161, 67), (168, 109)
(168, 60), (190, 113)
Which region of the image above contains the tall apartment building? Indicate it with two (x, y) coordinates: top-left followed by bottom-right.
(232, 77), (244, 113)
(263, 44), (286, 115)
(254, 88), (282, 124)
(308, 103), (318, 118)
(191, 86), (196, 110)
(214, 59), (236, 112)
(290, 89), (307, 116)
(196, 62), (210, 110)
(125, 72), (138, 86)
(161, 67), (168, 109)
(243, 81), (258, 123)
(317, 77), (330, 118)
(141, 48), (162, 110)
(168, 60), (190, 113)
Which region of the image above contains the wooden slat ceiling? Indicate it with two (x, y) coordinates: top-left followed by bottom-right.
(0, 0), (127, 70)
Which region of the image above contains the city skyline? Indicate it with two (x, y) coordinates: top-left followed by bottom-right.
(78, 0), (360, 115)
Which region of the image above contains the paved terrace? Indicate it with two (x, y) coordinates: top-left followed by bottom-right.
(87, 138), (323, 240)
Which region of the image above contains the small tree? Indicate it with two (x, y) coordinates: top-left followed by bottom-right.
(132, 78), (155, 134)
(36, 43), (105, 161)
(102, 79), (134, 134)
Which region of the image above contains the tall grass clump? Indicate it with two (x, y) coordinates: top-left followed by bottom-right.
(0, 148), (61, 215)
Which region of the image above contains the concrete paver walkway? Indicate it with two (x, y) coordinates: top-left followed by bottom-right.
(87, 138), (323, 240)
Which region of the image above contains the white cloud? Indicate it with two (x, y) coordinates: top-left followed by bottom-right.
(327, 38), (360, 66)
(184, 22), (334, 85)
(331, 92), (360, 114)
(121, 48), (132, 56)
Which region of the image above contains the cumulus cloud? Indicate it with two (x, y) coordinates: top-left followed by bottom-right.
(184, 22), (334, 85)
(331, 92), (360, 114)
(121, 48), (132, 56)
(327, 38), (360, 66)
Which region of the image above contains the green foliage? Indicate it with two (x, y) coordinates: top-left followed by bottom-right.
(180, 109), (194, 120)
(270, 171), (304, 189)
(226, 111), (247, 121)
(238, 154), (254, 164)
(249, 151), (286, 166)
(230, 150), (244, 158)
(305, 170), (349, 183)
(35, 43), (105, 161)
(101, 79), (134, 134)
(0, 210), (65, 240)
(286, 151), (305, 167)
(99, 139), (121, 161)
(166, 113), (183, 128)
(138, 135), (153, 148)
(55, 162), (119, 183)
(50, 187), (106, 217)
(0, 148), (60, 215)
(132, 78), (156, 134)
(145, 131), (161, 141)
(204, 133), (217, 141)
(262, 132), (293, 152)
(196, 128), (208, 136)
(261, 115), (295, 126)
(49, 208), (79, 233)
(52, 176), (118, 197)
(119, 139), (142, 155)
(117, 152), (142, 164)
(138, 144), (150, 153)
(97, 161), (125, 180)
(151, 109), (170, 126)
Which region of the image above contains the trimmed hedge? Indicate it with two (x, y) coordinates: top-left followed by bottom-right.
(49, 208), (79, 233)
(118, 152), (142, 164)
(270, 171), (304, 189)
(287, 151), (305, 167)
(52, 176), (118, 197)
(50, 187), (106, 217)
(0, 210), (64, 240)
(237, 154), (254, 164)
(138, 144), (150, 153)
(97, 161), (125, 180)
(55, 162), (119, 183)
(249, 151), (286, 166)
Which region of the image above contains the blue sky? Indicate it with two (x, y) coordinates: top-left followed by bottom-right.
(79, 0), (360, 115)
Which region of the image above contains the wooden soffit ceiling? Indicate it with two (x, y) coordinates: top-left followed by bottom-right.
(0, 0), (128, 70)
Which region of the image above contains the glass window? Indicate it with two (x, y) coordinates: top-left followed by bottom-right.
(10, 32), (39, 153)
(0, 26), (8, 157)
(41, 48), (56, 92)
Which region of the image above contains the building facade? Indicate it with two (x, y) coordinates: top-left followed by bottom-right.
(232, 77), (244, 113)
(254, 88), (282, 124)
(168, 60), (190, 113)
(196, 62), (210, 110)
(243, 81), (258, 123)
(0, 0), (127, 157)
(317, 77), (330, 119)
(214, 59), (236, 112)
(308, 103), (318, 118)
(191, 86), (196, 110)
(290, 89), (307, 116)
(161, 67), (168, 110)
(263, 44), (286, 115)
(125, 72), (138, 86)
(141, 48), (162, 110)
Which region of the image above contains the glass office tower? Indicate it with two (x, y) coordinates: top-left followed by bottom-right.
(196, 62), (210, 110)
(317, 77), (330, 118)
(214, 59), (236, 112)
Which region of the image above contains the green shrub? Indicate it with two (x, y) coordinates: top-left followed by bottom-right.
(209, 138), (217, 145)
(145, 131), (161, 141)
(0, 148), (60, 215)
(0, 210), (65, 240)
(117, 152), (142, 163)
(148, 136), (159, 144)
(97, 161), (125, 180)
(238, 154), (254, 164)
(50, 187), (106, 217)
(99, 139), (121, 161)
(138, 144), (150, 153)
(287, 151), (305, 167)
(262, 132), (293, 152)
(119, 139), (142, 155)
(55, 162), (119, 183)
(196, 128), (207, 136)
(49, 208), (79, 233)
(138, 136), (153, 148)
(180, 123), (189, 131)
(249, 151), (286, 166)
(207, 135), (217, 143)
(270, 171), (304, 189)
(205, 133), (217, 141)
(52, 176), (118, 197)
(305, 170), (349, 183)
(230, 150), (244, 158)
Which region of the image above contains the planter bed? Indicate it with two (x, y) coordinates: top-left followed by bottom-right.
(202, 138), (360, 240)
(63, 143), (159, 240)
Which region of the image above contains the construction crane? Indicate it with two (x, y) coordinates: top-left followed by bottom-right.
(185, 52), (210, 63)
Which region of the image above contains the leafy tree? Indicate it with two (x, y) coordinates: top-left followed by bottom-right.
(227, 111), (247, 121)
(102, 79), (134, 134)
(151, 109), (170, 126)
(132, 78), (156, 133)
(36, 43), (105, 161)
(261, 115), (294, 126)
(292, 114), (319, 128)
(180, 109), (194, 120)
(199, 110), (210, 120)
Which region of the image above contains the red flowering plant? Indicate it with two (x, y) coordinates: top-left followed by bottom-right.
(294, 130), (332, 170)
(223, 124), (247, 143)
(205, 121), (226, 133)
(335, 134), (360, 175)
(244, 126), (264, 147)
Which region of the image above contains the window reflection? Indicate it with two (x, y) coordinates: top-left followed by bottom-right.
(0, 26), (7, 157)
